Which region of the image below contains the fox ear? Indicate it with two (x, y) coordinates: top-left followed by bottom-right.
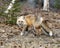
(17, 16), (19, 19)
(23, 16), (25, 19)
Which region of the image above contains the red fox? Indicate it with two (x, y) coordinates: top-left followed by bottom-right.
(17, 14), (53, 36)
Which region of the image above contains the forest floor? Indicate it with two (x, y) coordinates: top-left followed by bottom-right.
(0, 0), (60, 48)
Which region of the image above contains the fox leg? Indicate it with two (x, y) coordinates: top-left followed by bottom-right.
(41, 21), (53, 36)
(31, 26), (37, 36)
(31, 25), (42, 36)
(20, 25), (28, 36)
(33, 26), (42, 36)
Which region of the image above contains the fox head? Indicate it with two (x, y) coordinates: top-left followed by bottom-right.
(16, 16), (27, 27)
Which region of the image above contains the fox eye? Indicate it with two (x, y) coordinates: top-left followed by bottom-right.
(20, 21), (23, 23)
(18, 21), (20, 22)
(19, 21), (23, 23)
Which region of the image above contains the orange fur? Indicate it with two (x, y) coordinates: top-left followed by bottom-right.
(24, 14), (42, 35)
(25, 14), (36, 26)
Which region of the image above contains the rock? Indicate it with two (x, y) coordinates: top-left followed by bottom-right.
(0, 29), (5, 33)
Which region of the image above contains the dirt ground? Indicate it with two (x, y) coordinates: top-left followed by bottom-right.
(0, 23), (60, 48)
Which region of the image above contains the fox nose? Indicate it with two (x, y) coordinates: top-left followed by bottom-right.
(19, 24), (23, 27)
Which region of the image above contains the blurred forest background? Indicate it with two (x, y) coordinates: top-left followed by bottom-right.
(0, 0), (60, 25)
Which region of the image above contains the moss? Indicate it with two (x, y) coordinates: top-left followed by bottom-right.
(0, 0), (22, 25)
(54, 0), (60, 9)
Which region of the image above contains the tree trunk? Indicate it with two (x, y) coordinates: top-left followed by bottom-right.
(43, 0), (49, 11)
(4, 0), (16, 13)
(27, 0), (35, 8)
